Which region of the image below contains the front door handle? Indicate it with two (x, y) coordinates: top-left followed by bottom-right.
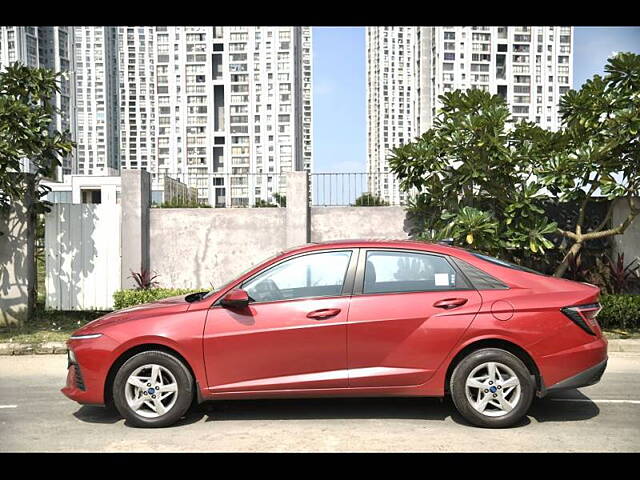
(433, 298), (468, 309)
(306, 308), (341, 320)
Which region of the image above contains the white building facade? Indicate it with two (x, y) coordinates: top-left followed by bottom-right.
(117, 27), (158, 175)
(72, 27), (120, 176)
(367, 26), (574, 203)
(111, 26), (312, 206)
(150, 26), (312, 206)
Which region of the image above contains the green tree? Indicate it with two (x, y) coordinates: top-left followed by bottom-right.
(0, 63), (74, 318)
(353, 192), (389, 206)
(1, 63), (74, 222)
(389, 53), (640, 276)
(273, 192), (286, 207)
(538, 52), (640, 276)
(254, 198), (277, 208)
(389, 88), (557, 265)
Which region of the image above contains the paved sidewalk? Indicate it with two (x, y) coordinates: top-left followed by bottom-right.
(1, 338), (639, 355)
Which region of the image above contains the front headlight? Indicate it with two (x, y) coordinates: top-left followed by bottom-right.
(69, 333), (103, 340)
(68, 348), (77, 365)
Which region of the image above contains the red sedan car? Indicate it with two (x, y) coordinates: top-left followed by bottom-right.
(62, 240), (607, 428)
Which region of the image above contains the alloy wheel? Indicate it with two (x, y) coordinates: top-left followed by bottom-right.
(124, 364), (179, 418)
(464, 361), (521, 417)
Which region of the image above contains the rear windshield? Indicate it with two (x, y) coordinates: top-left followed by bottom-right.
(470, 252), (546, 276)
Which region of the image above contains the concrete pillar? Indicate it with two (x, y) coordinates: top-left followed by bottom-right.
(120, 170), (151, 289)
(285, 171), (310, 247)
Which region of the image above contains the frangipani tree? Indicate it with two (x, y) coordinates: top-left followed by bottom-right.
(389, 52), (640, 276)
(538, 52), (640, 276)
(389, 88), (558, 265)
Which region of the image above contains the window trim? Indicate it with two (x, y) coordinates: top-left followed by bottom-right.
(353, 248), (474, 296)
(214, 248), (359, 307)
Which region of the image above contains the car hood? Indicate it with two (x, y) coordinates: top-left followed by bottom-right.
(73, 295), (193, 335)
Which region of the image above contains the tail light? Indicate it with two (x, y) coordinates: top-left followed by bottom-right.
(561, 303), (602, 335)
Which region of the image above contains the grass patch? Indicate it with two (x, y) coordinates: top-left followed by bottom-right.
(0, 303), (108, 344)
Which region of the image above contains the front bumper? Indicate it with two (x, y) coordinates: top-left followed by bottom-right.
(60, 334), (118, 406)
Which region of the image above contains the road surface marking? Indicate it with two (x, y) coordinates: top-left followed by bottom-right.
(550, 399), (640, 405)
(0, 405), (17, 409)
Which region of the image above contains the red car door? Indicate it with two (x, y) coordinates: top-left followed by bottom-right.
(346, 249), (482, 388)
(203, 249), (357, 393)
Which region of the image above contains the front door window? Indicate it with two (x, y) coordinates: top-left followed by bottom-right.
(243, 250), (352, 303)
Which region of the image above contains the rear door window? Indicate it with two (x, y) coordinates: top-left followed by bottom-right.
(363, 250), (469, 294)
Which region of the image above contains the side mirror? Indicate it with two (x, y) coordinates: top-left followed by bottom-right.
(220, 289), (250, 309)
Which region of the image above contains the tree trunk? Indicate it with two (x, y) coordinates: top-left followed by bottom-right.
(553, 241), (583, 278)
(25, 175), (37, 321)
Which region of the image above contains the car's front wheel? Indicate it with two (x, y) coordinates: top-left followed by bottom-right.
(450, 348), (534, 428)
(112, 350), (194, 428)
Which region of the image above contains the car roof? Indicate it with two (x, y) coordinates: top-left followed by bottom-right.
(283, 239), (465, 257)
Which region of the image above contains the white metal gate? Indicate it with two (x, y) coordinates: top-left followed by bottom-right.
(45, 203), (121, 310)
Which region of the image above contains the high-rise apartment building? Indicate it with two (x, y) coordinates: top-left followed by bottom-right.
(0, 26), (75, 177)
(367, 26), (574, 203)
(0, 26), (39, 68)
(114, 26), (312, 205)
(2, 26), (313, 206)
(150, 26), (312, 205)
(117, 27), (157, 175)
(366, 27), (418, 206)
(73, 27), (120, 176)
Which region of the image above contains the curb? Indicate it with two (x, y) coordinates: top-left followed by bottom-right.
(0, 339), (639, 355)
(607, 339), (640, 353)
(0, 342), (67, 355)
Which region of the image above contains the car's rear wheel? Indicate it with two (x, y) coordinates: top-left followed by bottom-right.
(112, 350), (194, 428)
(450, 348), (534, 428)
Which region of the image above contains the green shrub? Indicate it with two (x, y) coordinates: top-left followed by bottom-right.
(113, 288), (208, 310)
(599, 294), (640, 330)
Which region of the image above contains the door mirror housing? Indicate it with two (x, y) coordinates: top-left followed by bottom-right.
(220, 289), (250, 309)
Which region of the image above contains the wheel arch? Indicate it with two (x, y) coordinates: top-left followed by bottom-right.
(104, 343), (198, 407)
(443, 338), (542, 395)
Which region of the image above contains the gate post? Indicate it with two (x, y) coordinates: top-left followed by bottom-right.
(121, 170), (151, 289)
(285, 171), (310, 248)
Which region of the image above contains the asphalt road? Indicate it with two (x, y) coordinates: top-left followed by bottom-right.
(0, 353), (639, 452)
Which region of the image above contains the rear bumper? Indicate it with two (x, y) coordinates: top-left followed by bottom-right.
(546, 358), (608, 392)
(535, 334), (608, 397)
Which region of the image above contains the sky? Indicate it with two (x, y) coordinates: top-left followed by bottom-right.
(312, 26), (640, 173)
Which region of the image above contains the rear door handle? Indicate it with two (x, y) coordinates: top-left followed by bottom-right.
(306, 308), (341, 320)
(433, 298), (468, 309)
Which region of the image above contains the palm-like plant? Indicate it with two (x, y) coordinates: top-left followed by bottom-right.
(606, 253), (640, 294)
(129, 269), (160, 290)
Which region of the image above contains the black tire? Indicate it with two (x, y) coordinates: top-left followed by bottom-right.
(450, 348), (534, 428)
(112, 350), (194, 428)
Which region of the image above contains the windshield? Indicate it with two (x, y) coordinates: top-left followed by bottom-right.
(469, 252), (546, 276)
(200, 250), (286, 300)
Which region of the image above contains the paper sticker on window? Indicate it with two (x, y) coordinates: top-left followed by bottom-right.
(434, 273), (450, 286)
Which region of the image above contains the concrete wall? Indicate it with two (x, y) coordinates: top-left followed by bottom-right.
(43, 169), (640, 308)
(611, 197), (640, 263)
(150, 208), (287, 290)
(149, 204), (414, 291)
(0, 202), (32, 324)
(310, 206), (412, 242)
